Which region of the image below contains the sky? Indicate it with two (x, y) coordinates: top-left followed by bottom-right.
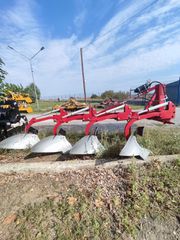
(0, 0), (180, 98)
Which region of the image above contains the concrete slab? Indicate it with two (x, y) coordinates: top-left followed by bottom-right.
(0, 154), (179, 174)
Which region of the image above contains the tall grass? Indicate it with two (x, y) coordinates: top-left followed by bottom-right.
(31, 100), (62, 113)
(137, 127), (180, 155)
(39, 127), (180, 157)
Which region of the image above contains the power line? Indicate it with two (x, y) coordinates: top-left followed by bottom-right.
(83, 0), (158, 50)
(84, 28), (148, 62)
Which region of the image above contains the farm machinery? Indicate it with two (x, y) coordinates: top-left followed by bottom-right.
(5, 91), (33, 113)
(0, 81), (176, 160)
(95, 97), (123, 109)
(0, 98), (28, 141)
(0, 90), (33, 113)
(53, 97), (88, 111)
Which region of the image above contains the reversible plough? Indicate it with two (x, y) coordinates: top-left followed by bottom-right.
(0, 81), (176, 160)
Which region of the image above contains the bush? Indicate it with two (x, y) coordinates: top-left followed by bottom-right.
(101, 90), (129, 100)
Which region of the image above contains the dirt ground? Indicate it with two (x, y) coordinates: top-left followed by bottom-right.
(0, 169), (117, 239)
(0, 163), (179, 240)
(0, 151), (60, 163)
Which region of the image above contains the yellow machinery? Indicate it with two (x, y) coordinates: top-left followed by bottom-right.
(5, 91), (33, 113)
(53, 97), (88, 111)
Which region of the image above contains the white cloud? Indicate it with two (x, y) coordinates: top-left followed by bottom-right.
(84, 1), (146, 59)
(0, 0), (179, 97)
(134, 0), (180, 27)
(2, 1), (36, 30)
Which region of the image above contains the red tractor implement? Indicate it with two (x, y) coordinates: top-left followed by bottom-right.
(0, 81), (176, 159)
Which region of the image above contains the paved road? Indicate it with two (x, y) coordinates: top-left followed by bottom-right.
(174, 107), (180, 125)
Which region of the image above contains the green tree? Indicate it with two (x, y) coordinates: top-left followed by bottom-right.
(0, 58), (7, 84)
(1, 82), (25, 93)
(101, 90), (129, 101)
(91, 93), (99, 99)
(113, 91), (129, 100)
(101, 90), (115, 99)
(25, 83), (41, 102)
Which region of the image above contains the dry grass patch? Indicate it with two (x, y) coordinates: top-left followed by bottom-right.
(8, 159), (180, 240)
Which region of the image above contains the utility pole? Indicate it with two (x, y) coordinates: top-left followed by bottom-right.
(80, 48), (87, 102)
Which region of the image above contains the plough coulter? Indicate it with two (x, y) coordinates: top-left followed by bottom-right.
(0, 81), (176, 160)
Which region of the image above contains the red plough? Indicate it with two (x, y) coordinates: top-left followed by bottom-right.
(0, 81), (176, 159)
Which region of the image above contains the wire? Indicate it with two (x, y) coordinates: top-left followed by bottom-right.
(83, 0), (158, 50)
(84, 27), (149, 62)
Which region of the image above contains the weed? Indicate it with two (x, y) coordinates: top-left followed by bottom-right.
(1, 127), (180, 159)
(138, 127), (180, 155)
(13, 160), (180, 240)
(31, 100), (62, 113)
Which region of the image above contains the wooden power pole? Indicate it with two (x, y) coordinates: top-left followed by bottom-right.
(80, 48), (87, 102)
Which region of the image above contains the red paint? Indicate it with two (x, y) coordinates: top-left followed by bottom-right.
(25, 83), (176, 140)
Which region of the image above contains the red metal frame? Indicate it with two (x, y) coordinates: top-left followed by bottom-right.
(124, 101), (175, 139)
(25, 108), (67, 133)
(25, 107), (95, 135)
(84, 104), (132, 135)
(143, 83), (166, 108)
(83, 83), (175, 138)
(123, 82), (176, 139)
(25, 82), (176, 140)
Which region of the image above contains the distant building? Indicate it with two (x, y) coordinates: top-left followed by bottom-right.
(166, 78), (180, 106)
